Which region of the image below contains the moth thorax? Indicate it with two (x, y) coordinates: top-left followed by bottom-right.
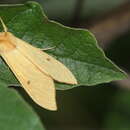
(0, 32), (16, 53)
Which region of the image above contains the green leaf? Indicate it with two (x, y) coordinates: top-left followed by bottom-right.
(0, 1), (126, 90)
(0, 81), (45, 130)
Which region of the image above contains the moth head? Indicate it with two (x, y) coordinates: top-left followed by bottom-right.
(0, 32), (16, 53)
(0, 18), (16, 53)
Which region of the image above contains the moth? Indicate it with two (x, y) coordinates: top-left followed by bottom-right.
(0, 18), (77, 111)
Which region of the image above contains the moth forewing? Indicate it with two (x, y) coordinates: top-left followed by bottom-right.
(7, 32), (77, 84)
(0, 36), (57, 110)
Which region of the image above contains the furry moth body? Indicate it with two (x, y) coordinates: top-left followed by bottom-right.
(0, 18), (77, 111)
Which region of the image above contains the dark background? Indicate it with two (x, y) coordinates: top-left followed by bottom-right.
(1, 0), (130, 130)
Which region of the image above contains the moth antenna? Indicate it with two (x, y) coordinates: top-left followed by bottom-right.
(0, 17), (8, 32)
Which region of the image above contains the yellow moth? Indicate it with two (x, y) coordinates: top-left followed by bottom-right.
(0, 18), (77, 111)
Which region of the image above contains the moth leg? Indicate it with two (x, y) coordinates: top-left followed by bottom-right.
(40, 46), (56, 51)
(8, 84), (21, 87)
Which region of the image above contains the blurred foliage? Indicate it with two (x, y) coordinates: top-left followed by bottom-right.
(37, 0), (127, 23)
(106, 31), (130, 71)
(104, 88), (130, 130)
(20, 83), (118, 130)
(0, 81), (45, 130)
(0, 0), (127, 23)
(102, 30), (130, 129)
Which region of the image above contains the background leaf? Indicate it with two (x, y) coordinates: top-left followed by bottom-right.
(0, 1), (126, 90)
(0, 81), (45, 130)
(103, 89), (130, 130)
